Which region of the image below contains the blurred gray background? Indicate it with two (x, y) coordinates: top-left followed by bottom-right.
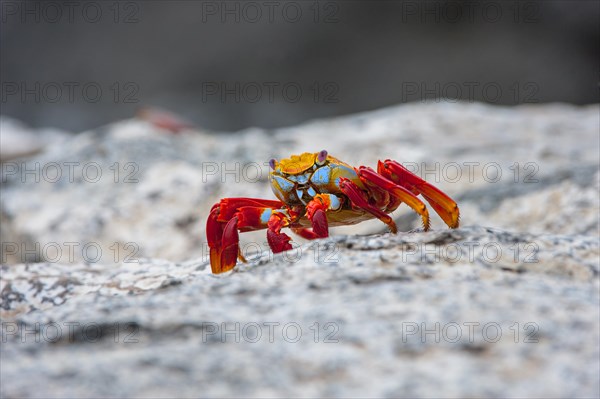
(1, 0), (598, 132)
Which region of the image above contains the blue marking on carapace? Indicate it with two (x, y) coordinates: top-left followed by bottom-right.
(288, 174), (309, 184)
(272, 175), (294, 193)
(311, 166), (331, 185)
(296, 189), (305, 204)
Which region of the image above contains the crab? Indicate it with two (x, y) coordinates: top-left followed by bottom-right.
(207, 150), (460, 273)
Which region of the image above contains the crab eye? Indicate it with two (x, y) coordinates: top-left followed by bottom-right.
(316, 150), (328, 165)
(269, 158), (277, 170)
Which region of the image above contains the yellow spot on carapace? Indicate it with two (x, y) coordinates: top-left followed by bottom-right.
(278, 152), (319, 175)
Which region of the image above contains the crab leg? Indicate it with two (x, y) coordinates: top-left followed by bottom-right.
(291, 194), (342, 239)
(339, 177), (399, 233)
(207, 198), (292, 273)
(356, 166), (431, 231)
(206, 203), (227, 272)
(266, 212), (294, 254)
(378, 160), (460, 228)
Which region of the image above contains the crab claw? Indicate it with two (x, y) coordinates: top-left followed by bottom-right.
(206, 204), (240, 273)
(306, 194), (331, 238)
(266, 212), (294, 253)
(207, 198), (295, 273)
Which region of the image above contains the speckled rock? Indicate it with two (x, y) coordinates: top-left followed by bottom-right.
(1, 227), (599, 397)
(0, 116), (70, 161)
(1, 102), (599, 398)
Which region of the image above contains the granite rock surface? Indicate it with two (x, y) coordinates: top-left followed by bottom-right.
(1, 102), (599, 397)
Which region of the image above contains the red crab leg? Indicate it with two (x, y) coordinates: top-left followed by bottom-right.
(378, 160), (460, 228)
(215, 198), (285, 222)
(291, 194), (340, 239)
(206, 203), (226, 272)
(356, 166), (431, 231)
(207, 198), (291, 273)
(266, 212), (294, 253)
(207, 203), (245, 273)
(339, 178), (399, 233)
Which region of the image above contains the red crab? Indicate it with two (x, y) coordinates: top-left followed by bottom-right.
(207, 150), (460, 273)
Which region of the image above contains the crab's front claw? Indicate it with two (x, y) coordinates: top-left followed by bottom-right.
(306, 194), (331, 238)
(207, 198), (295, 273)
(309, 209), (328, 238)
(379, 160), (460, 229)
(266, 213), (294, 253)
(207, 204), (240, 273)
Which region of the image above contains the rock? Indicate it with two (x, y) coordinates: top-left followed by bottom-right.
(1, 227), (598, 397)
(0, 102), (598, 397)
(0, 117), (70, 162)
